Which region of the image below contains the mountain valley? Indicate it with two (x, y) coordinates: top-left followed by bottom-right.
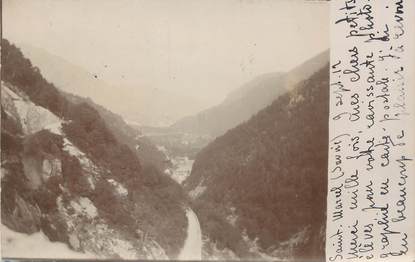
(1, 39), (329, 261)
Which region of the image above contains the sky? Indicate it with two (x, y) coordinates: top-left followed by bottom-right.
(3, 0), (329, 106)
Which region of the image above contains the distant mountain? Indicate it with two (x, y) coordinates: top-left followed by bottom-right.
(185, 64), (329, 260)
(171, 50), (329, 137)
(16, 43), (210, 127)
(1, 39), (188, 259)
(18, 43), (172, 172)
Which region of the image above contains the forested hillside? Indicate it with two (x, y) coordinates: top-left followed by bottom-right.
(1, 39), (187, 259)
(186, 64), (329, 260)
(63, 93), (170, 172)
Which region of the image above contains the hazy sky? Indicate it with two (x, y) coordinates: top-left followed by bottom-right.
(3, 0), (329, 105)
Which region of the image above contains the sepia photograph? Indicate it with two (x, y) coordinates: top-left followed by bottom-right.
(1, 0), (329, 260)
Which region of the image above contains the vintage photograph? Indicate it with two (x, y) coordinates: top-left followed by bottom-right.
(1, 0), (329, 260)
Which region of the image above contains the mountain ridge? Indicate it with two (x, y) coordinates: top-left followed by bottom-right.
(171, 50), (329, 137)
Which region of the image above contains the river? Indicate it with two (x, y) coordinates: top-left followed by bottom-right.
(177, 208), (202, 260)
(160, 148), (203, 260)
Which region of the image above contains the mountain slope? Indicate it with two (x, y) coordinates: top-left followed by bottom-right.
(171, 50), (329, 137)
(17, 43), (210, 127)
(185, 64), (329, 260)
(1, 39), (187, 259)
